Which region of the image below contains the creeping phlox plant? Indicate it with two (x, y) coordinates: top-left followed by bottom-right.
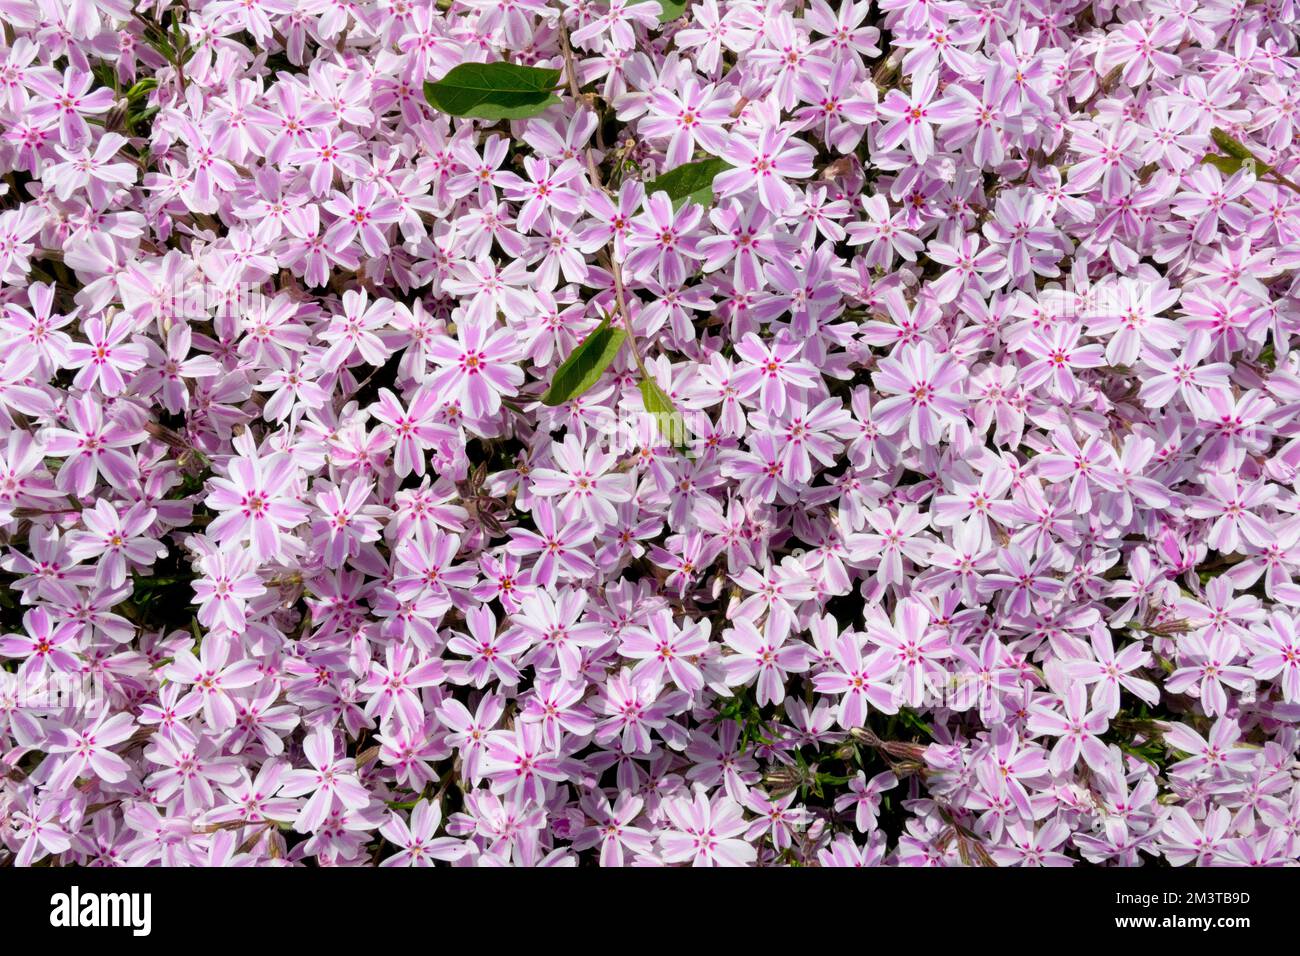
(0, 0), (1299, 868)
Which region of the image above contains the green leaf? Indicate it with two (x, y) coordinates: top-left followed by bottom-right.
(423, 62), (562, 121)
(643, 156), (731, 209)
(1205, 127), (1272, 177)
(125, 77), (158, 103)
(1117, 742), (1161, 772)
(1202, 152), (1269, 177)
(638, 375), (675, 416)
(898, 707), (935, 740)
(658, 0), (689, 21)
(127, 108), (161, 131)
(639, 376), (689, 450)
(541, 317), (626, 406)
(1202, 154), (1242, 175)
(1210, 127), (1254, 161)
(816, 773), (854, 787)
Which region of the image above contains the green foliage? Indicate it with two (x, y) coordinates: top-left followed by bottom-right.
(643, 157), (731, 209)
(423, 62), (563, 120)
(638, 376), (690, 451)
(1210, 127), (1254, 161)
(541, 316), (627, 405)
(658, 0), (689, 21)
(1203, 127), (1271, 176)
(717, 686), (777, 752)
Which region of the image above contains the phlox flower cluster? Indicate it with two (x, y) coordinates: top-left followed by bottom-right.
(3, 0), (1300, 868)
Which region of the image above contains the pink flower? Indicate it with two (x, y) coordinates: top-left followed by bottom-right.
(370, 387), (457, 478)
(1061, 628), (1159, 718)
(639, 77), (734, 167)
(621, 608), (711, 694)
(505, 500), (597, 589)
(528, 433), (633, 526)
(27, 69), (115, 146)
(875, 66), (961, 164)
(834, 770), (897, 833)
(192, 549), (266, 632)
(867, 597), (949, 709)
(732, 330), (819, 415)
(323, 181), (403, 256)
(319, 289), (395, 371)
(437, 693), (503, 784)
(483, 722), (571, 804)
(43, 394), (142, 496)
(1017, 322), (1106, 402)
(66, 500), (165, 589)
(279, 726), (372, 833)
(1027, 682), (1111, 775)
(0, 606), (79, 682)
(722, 617), (810, 706)
(1247, 611), (1300, 704)
(659, 785), (756, 867)
(166, 632), (266, 731)
(813, 630), (900, 728)
(205, 453), (310, 561)
(498, 156), (585, 233)
(46, 707), (136, 789)
(573, 791), (653, 867)
(379, 800), (467, 866)
(446, 604), (529, 689)
(593, 668), (689, 755)
(625, 190), (705, 286)
(717, 128), (816, 214)
(870, 341), (967, 447)
(47, 131), (136, 204)
(426, 318), (524, 418)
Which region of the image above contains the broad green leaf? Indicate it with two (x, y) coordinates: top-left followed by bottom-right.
(1202, 153), (1250, 175)
(1210, 127), (1254, 161)
(1205, 127), (1272, 177)
(643, 157), (731, 210)
(658, 0), (689, 21)
(424, 62), (562, 121)
(639, 375), (676, 417)
(1202, 152), (1270, 177)
(639, 376), (689, 450)
(542, 318), (626, 406)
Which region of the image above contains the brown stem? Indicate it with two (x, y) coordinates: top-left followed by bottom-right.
(1264, 170), (1300, 196)
(555, 9), (649, 379)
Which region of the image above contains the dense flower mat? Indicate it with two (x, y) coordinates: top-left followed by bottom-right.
(2, 0), (1300, 866)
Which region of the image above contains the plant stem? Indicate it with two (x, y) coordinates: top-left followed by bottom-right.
(1265, 169), (1300, 196)
(555, 8), (650, 379)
